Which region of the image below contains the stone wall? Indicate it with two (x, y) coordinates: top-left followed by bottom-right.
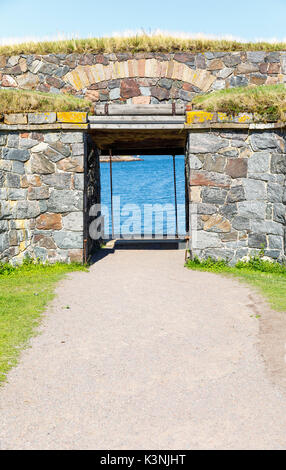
(0, 129), (85, 264)
(1, 52), (285, 105)
(188, 130), (286, 263)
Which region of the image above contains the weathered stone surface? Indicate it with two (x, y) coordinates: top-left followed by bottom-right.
(28, 113), (57, 124)
(4, 114), (28, 125)
(53, 231), (83, 249)
(61, 133), (83, 144)
(242, 179), (266, 200)
(189, 133), (228, 154)
(7, 188), (26, 200)
(227, 186), (245, 203)
(268, 235), (283, 250)
(273, 204), (285, 223)
(195, 231), (222, 249)
(33, 234), (57, 249)
(189, 155), (203, 170)
(271, 154), (286, 174)
(120, 79), (140, 99)
(68, 249), (83, 263)
(3, 148), (29, 161)
(250, 133), (281, 151)
(232, 216), (250, 231)
(28, 186), (50, 200)
(195, 203), (217, 215)
(36, 213), (62, 230)
(15, 200), (41, 219)
(251, 220), (284, 236)
(248, 233), (267, 248)
(41, 173), (71, 189)
(6, 173), (20, 188)
(62, 212), (83, 231)
(204, 155), (226, 173)
(56, 157), (83, 172)
(30, 154), (55, 174)
(203, 214), (231, 233)
(190, 171), (231, 188)
(248, 151), (270, 174)
(226, 159), (247, 178)
(201, 187), (227, 204)
(47, 190), (83, 212)
(237, 201), (266, 219)
(267, 183), (284, 203)
(16, 72), (39, 89)
(150, 86), (170, 101)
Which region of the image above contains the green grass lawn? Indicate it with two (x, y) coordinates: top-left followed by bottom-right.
(186, 257), (286, 312)
(0, 262), (87, 383)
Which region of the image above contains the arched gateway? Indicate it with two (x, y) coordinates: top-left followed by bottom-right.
(0, 51), (285, 264)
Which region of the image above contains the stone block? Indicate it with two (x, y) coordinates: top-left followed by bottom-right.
(8, 188), (27, 200)
(271, 154), (286, 174)
(42, 173), (72, 189)
(248, 233), (267, 248)
(62, 212), (83, 231)
(3, 148), (29, 162)
(36, 213), (62, 230)
(28, 186), (50, 200)
(4, 114), (27, 125)
(109, 88), (120, 100)
(232, 216), (251, 231)
(47, 190), (83, 212)
(28, 113), (57, 124)
(237, 201), (266, 219)
(30, 154), (55, 174)
(250, 133), (281, 151)
(190, 171), (231, 188)
(53, 231), (83, 249)
(61, 133), (83, 144)
(227, 186), (245, 203)
(189, 155), (203, 170)
(251, 220), (284, 236)
(248, 151), (270, 173)
(225, 158), (247, 178)
(7, 134), (19, 148)
(242, 179), (266, 200)
(201, 187), (227, 205)
(189, 133), (228, 154)
(56, 157), (83, 173)
(15, 200), (41, 219)
(56, 112), (87, 123)
(12, 161), (25, 175)
(267, 183), (284, 203)
(194, 231), (222, 249)
(74, 174), (84, 190)
(273, 204), (285, 224)
(195, 203), (217, 215)
(6, 173), (21, 188)
(68, 249), (83, 263)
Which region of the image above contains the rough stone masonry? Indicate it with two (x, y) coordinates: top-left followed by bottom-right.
(0, 124), (86, 264)
(188, 129), (286, 263)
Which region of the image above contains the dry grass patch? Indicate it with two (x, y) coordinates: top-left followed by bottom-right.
(0, 89), (92, 114)
(1, 35), (286, 56)
(192, 84), (286, 121)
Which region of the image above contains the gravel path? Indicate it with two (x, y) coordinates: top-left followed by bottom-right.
(1, 249), (286, 450)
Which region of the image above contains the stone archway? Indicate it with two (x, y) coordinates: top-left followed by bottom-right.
(63, 59), (216, 105)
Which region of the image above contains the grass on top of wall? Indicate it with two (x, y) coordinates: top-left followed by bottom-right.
(1, 35), (286, 56)
(192, 84), (286, 121)
(0, 89), (92, 114)
(0, 259), (87, 383)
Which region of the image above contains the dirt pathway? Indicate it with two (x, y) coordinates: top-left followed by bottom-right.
(1, 249), (286, 450)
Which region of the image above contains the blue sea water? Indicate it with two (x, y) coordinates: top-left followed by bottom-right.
(100, 155), (186, 237)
